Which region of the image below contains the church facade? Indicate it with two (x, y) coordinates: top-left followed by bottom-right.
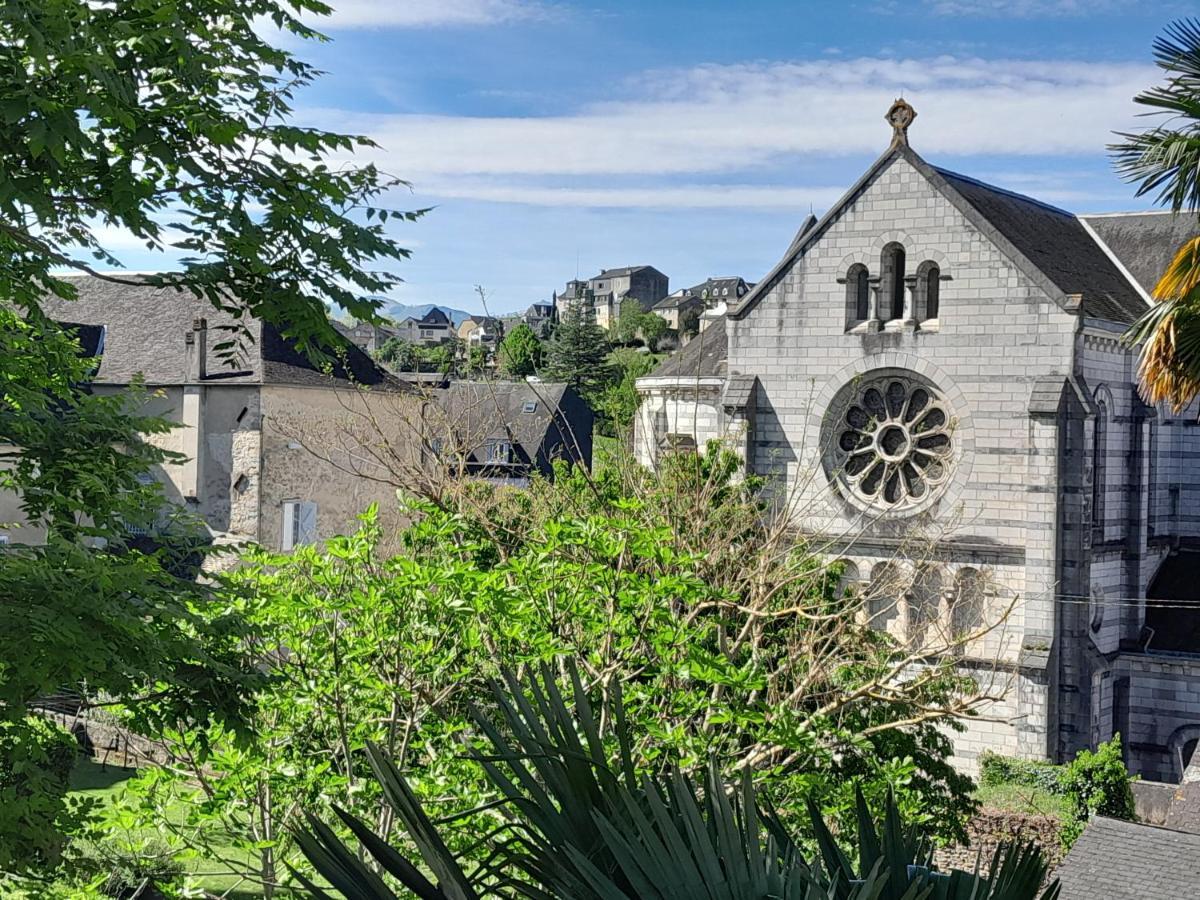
(634, 102), (1200, 781)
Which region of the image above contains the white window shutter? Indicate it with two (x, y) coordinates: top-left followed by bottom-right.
(281, 501), (297, 551)
(298, 502), (318, 546)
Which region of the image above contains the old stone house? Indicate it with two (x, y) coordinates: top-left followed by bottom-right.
(554, 265), (670, 331)
(15, 276), (425, 553)
(634, 101), (1200, 781)
(428, 381), (593, 485)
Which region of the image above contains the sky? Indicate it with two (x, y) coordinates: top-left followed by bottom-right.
(117, 0), (1194, 315)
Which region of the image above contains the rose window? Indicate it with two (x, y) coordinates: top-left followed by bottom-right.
(833, 376), (954, 509)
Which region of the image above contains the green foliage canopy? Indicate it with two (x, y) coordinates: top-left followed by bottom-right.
(498, 323), (543, 378)
(1059, 734), (1136, 849)
(543, 298), (612, 401)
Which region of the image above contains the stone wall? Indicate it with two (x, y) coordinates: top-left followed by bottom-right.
(933, 809), (1064, 873)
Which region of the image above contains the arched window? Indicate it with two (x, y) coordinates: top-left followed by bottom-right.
(879, 243), (906, 322)
(845, 264), (870, 326)
(866, 562), (901, 631)
(915, 260), (940, 322)
(1093, 394), (1108, 540)
(951, 568), (986, 643)
(829, 559), (861, 601)
(907, 565), (943, 644)
(1148, 414), (1160, 538)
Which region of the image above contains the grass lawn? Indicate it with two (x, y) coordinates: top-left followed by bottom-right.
(68, 758), (280, 899)
(973, 780), (1068, 820)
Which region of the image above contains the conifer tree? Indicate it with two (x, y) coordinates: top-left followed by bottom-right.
(543, 296), (612, 400)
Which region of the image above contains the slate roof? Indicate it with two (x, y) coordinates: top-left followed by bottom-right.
(648, 317), (728, 379)
(934, 168), (1148, 324)
(39, 275), (405, 390)
(433, 381), (587, 466)
(1054, 816), (1200, 899)
(1081, 211), (1200, 297)
(596, 265), (653, 279)
(652, 290), (703, 311)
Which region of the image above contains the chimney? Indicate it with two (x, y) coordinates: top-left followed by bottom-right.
(185, 317), (207, 381)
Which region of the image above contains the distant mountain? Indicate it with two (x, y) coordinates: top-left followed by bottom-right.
(381, 301), (473, 326)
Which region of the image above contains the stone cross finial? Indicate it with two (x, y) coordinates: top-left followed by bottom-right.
(886, 98), (916, 148)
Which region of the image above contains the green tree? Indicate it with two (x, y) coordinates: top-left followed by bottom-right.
(543, 298), (612, 401)
(0, 0), (415, 875)
(376, 337), (419, 371)
(465, 343), (489, 378)
(0, 313), (260, 873)
(498, 323), (543, 378)
(1112, 19), (1200, 408)
(596, 347), (660, 437)
(123, 510), (479, 895)
(1059, 734), (1136, 849)
(130, 455), (990, 886)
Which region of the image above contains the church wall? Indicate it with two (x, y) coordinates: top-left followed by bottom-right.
(632, 379), (725, 467)
(726, 153), (1080, 764)
(1075, 328), (1143, 656)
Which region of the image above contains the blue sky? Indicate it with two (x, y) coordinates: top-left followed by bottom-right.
(117, 1), (1195, 315)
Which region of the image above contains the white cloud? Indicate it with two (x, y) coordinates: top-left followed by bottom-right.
(311, 56), (1153, 183)
(296, 55), (1156, 211)
(921, 0), (1128, 15)
(417, 181), (849, 209)
(320, 0), (549, 29)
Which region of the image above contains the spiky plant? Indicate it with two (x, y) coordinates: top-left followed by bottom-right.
(291, 662), (1060, 900)
(1112, 18), (1200, 409)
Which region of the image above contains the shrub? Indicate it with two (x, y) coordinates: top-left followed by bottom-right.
(1059, 734), (1136, 849)
(979, 752), (1065, 795)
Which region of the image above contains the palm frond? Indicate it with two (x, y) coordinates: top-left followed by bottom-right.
(1110, 18), (1200, 214)
(292, 662), (1060, 900)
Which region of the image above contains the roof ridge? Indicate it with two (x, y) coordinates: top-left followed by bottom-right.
(1080, 210), (1181, 218)
(1091, 815), (1200, 838)
(932, 166), (1074, 217)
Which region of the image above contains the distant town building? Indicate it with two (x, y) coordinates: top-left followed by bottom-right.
(521, 302), (556, 336)
(333, 319), (400, 354)
(395, 307), (453, 345)
(651, 277), (752, 332)
(554, 266), (669, 331)
(458, 316), (504, 347)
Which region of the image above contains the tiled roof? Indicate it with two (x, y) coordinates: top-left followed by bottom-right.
(39, 275), (405, 390)
(596, 265), (650, 279)
(434, 381), (587, 465)
(934, 168), (1148, 324)
(648, 317), (728, 379)
(1081, 212), (1200, 298)
(1054, 816), (1200, 899)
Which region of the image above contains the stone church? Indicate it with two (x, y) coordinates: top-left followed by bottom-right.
(634, 101), (1200, 781)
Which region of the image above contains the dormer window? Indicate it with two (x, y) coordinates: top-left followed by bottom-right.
(879, 243), (906, 322)
(845, 263), (870, 328)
